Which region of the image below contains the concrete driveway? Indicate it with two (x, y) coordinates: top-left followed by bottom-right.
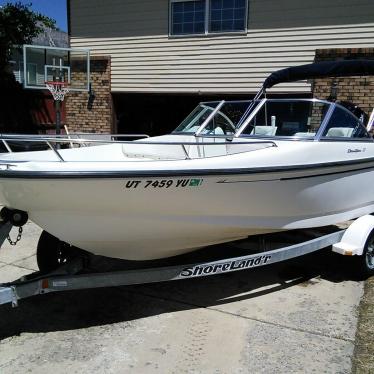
(0, 222), (365, 373)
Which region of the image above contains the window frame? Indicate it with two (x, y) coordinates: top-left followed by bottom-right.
(169, 0), (248, 37)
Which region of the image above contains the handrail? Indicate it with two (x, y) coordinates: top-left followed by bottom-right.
(0, 133), (151, 154)
(0, 136), (277, 146)
(0, 135), (277, 163)
(0, 133), (150, 139)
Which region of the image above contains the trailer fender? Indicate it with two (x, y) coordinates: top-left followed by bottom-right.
(332, 215), (374, 256)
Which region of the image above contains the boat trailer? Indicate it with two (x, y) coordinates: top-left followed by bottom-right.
(1, 215), (374, 307)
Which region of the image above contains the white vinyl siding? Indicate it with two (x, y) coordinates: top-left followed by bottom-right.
(69, 0), (374, 94)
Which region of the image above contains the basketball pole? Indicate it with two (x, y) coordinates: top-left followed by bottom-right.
(46, 79), (69, 140)
(55, 58), (62, 136)
(55, 100), (61, 135)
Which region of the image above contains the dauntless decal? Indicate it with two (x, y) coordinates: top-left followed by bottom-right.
(125, 178), (203, 189)
(180, 254), (272, 278)
(348, 148), (366, 153)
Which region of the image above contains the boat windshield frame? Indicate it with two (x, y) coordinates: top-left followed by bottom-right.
(174, 98), (372, 142)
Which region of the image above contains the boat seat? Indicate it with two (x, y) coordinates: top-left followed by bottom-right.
(325, 127), (354, 137)
(251, 126), (277, 136)
(294, 132), (316, 137)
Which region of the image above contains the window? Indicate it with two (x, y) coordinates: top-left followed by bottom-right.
(170, 0), (247, 36)
(210, 0), (246, 33)
(171, 0), (205, 35)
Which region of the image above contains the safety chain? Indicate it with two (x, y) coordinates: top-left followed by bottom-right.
(7, 227), (23, 246)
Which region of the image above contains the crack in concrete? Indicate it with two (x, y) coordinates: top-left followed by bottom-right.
(9, 263), (37, 272)
(205, 306), (355, 343)
(0, 255), (36, 271)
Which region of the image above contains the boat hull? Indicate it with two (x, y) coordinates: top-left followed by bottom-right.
(1, 164), (374, 260)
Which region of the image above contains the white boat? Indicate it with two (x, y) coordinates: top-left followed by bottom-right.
(0, 60), (374, 261)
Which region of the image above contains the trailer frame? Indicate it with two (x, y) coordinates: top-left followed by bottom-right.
(1, 215), (374, 308)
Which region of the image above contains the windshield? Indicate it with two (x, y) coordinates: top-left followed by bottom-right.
(240, 100), (330, 137)
(173, 100), (254, 135)
(173, 99), (371, 140)
(173, 102), (220, 133)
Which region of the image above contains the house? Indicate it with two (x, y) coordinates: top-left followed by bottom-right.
(66, 0), (374, 135)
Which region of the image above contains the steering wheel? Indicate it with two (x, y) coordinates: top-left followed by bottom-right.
(212, 112), (236, 135)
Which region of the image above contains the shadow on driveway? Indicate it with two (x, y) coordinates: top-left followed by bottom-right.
(0, 247), (361, 340)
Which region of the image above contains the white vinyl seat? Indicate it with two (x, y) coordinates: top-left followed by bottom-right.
(325, 127), (354, 137)
(212, 127), (224, 135)
(251, 126), (277, 136)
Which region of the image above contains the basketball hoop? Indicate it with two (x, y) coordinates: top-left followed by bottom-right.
(45, 81), (70, 102)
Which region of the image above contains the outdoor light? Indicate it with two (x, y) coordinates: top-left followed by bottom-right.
(330, 80), (338, 100)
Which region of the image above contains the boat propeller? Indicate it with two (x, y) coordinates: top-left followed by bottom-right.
(0, 207), (28, 227)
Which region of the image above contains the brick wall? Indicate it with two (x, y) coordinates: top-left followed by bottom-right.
(65, 56), (113, 133)
(313, 48), (374, 115)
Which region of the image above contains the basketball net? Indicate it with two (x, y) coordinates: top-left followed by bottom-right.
(45, 81), (69, 102)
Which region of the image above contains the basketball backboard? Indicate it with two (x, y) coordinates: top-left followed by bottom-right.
(22, 45), (90, 92)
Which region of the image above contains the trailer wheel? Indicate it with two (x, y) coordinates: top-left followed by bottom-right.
(354, 230), (374, 278)
(37, 231), (77, 273)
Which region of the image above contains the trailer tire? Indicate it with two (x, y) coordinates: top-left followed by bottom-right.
(37, 231), (77, 274)
(354, 229), (374, 278)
